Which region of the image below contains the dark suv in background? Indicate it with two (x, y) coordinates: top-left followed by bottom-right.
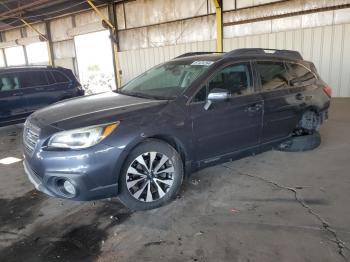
(23, 48), (331, 210)
(0, 66), (84, 126)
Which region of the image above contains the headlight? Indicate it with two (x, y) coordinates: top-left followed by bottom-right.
(48, 122), (119, 149)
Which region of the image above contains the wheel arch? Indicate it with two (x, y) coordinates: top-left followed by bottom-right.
(148, 134), (188, 164)
(121, 134), (191, 178)
(303, 105), (321, 114)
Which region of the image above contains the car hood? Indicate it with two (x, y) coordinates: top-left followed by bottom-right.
(30, 92), (168, 130)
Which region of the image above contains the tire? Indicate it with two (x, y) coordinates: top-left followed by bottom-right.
(118, 139), (184, 211)
(277, 132), (321, 152)
(296, 110), (321, 135)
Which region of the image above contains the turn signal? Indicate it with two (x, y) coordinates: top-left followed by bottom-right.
(102, 123), (119, 137)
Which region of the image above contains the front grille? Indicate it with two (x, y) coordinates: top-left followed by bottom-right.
(23, 120), (40, 155)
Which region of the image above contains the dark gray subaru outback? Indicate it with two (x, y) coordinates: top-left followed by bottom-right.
(23, 48), (331, 210)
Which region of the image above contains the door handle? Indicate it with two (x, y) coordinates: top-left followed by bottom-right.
(295, 93), (304, 100)
(246, 103), (262, 113)
(35, 87), (45, 91)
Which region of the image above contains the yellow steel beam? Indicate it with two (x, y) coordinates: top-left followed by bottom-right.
(212, 0), (223, 52)
(20, 18), (53, 66)
(20, 19), (48, 41)
(86, 0), (114, 30)
(86, 0), (122, 89)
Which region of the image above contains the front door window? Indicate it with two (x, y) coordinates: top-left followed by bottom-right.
(193, 62), (253, 103)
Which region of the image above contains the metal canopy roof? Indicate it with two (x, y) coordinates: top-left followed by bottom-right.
(0, 0), (119, 31)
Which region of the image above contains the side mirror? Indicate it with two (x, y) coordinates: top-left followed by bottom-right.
(204, 88), (229, 110)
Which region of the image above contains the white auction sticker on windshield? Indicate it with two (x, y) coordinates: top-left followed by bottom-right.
(191, 61), (214, 66)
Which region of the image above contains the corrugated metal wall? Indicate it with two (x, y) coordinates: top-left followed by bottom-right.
(119, 23), (350, 97)
(118, 40), (216, 84)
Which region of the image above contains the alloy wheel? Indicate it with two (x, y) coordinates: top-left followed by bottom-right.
(125, 152), (175, 202)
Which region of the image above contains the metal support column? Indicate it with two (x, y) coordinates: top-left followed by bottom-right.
(2, 48), (8, 67)
(212, 0), (223, 52)
(108, 1), (122, 90)
(0, 33), (8, 67)
(87, 0), (122, 89)
(45, 21), (55, 66)
(20, 18), (53, 66)
(22, 45), (29, 65)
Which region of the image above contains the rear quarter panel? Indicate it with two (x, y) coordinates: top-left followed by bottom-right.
(289, 82), (330, 122)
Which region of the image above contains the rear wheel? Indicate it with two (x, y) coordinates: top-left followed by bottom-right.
(294, 110), (321, 135)
(277, 110), (322, 152)
(118, 139), (183, 211)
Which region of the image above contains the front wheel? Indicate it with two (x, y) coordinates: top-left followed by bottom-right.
(118, 139), (183, 211)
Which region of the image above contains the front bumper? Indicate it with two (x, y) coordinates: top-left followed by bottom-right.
(24, 160), (54, 197)
(24, 158), (119, 201)
(23, 143), (124, 201)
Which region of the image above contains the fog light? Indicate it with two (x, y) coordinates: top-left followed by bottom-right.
(63, 180), (76, 195)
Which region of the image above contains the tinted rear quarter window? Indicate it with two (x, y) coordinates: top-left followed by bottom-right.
(256, 61), (289, 91)
(285, 62), (316, 86)
(20, 71), (48, 88)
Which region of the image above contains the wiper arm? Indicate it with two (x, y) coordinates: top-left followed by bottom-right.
(117, 89), (173, 100)
(116, 90), (154, 99)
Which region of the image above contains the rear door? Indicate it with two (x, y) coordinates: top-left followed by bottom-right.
(255, 60), (299, 142)
(0, 72), (27, 124)
(19, 70), (54, 113)
(49, 69), (75, 100)
(20, 69), (73, 113)
(190, 62), (263, 161)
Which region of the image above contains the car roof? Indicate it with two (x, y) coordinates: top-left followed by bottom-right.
(172, 54), (304, 68)
(172, 53), (224, 63)
(172, 48), (304, 64)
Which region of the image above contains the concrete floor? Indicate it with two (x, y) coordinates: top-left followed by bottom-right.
(0, 98), (349, 262)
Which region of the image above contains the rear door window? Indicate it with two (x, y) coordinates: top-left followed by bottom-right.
(0, 73), (21, 92)
(20, 71), (49, 88)
(256, 61), (289, 91)
(51, 71), (69, 83)
(285, 62), (316, 86)
(46, 71), (56, 84)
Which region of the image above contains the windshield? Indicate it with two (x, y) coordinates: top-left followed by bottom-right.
(119, 61), (211, 99)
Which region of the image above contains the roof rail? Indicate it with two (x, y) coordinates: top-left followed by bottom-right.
(174, 52), (225, 59)
(225, 48), (303, 60)
(1, 65), (54, 69)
